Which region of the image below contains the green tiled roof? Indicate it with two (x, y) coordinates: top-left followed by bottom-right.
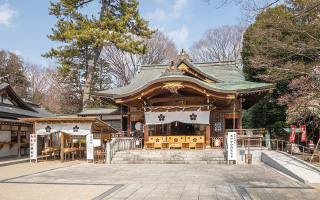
(78, 108), (121, 115)
(96, 60), (275, 97)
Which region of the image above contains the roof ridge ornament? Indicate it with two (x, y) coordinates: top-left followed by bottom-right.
(161, 59), (185, 77)
(0, 75), (10, 84)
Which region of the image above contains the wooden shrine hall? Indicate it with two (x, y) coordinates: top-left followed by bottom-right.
(95, 50), (275, 149)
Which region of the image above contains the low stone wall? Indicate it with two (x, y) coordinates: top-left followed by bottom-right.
(237, 149), (268, 164)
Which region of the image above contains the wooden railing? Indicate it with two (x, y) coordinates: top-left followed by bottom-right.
(107, 137), (144, 164)
(211, 137), (224, 149)
(111, 131), (144, 138)
(225, 129), (265, 137)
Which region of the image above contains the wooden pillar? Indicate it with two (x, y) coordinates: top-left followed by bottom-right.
(233, 99), (236, 131)
(50, 133), (52, 147)
(17, 126), (21, 158)
(60, 132), (64, 162)
(206, 125), (211, 148)
(144, 125), (149, 142)
(100, 128), (103, 149)
(127, 114), (131, 133)
(239, 98), (243, 130)
(120, 104), (123, 133)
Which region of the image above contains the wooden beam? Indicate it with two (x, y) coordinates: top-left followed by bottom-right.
(145, 105), (215, 110)
(148, 96), (206, 103)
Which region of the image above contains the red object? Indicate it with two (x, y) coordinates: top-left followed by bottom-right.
(309, 141), (313, 144)
(300, 125), (306, 142)
(290, 126), (296, 143)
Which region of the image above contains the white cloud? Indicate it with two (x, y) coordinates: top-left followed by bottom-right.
(169, 26), (189, 46)
(146, 8), (167, 20)
(146, 0), (189, 20)
(173, 0), (188, 12)
(10, 50), (21, 56)
(0, 3), (19, 28)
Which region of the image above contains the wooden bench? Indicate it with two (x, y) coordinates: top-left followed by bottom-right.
(167, 136), (186, 149)
(186, 136), (205, 149)
(145, 142), (155, 150)
(42, 147), (53, 161)
(181, 142), (190, 150)
(149, 136), (166, 149)
(161, 142), (170, 150)
(195, 142), (205, 149)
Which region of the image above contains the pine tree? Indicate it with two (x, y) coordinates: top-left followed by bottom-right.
(43, 0), (155, 110)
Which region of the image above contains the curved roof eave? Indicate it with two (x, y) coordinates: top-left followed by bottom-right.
(96, 76), (276, 99)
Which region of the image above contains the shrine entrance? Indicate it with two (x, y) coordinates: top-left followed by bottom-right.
(148, 122), (206, 136)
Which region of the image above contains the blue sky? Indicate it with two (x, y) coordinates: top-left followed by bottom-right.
(0, 0), (242, 66)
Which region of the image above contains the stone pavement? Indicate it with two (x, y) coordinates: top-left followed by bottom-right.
(1, 162), (320, 199)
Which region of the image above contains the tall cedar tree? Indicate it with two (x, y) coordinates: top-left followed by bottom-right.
(43, 0), (155, 110)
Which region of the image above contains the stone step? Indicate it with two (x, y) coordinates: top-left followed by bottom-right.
(111, 160), (228, 164)
(117, 152), (227, 157)
(112, 157), (227, 161)
(113, 154), (226, 158)
(111, 150), (228, 164)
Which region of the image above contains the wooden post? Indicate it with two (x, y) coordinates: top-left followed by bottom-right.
(239, 98), (243, 130)
(233, 99), (236, 131)
(144, 125), (149, 142)
(106, 140), (111, 164)
(127, 114), (131, 135)
(50, 133), (52, 147)
(60, 131), (64, 162)
(17, 126), (21, 158)
(100, 128), (103, 149)
(120, 104), (123, 133)
(206, 125), (211, 148)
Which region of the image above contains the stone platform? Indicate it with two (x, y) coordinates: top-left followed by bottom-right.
(111, 149), (227, 164)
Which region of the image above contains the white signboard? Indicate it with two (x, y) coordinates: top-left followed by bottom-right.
(265, 134), (270, 148)
(227, 132), (237, 162)
(30, 134), (37, 161)
(86, 134), (94, 160)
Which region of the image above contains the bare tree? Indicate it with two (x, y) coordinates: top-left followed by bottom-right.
(189, 25), (246, 62)
(101, 31), (178, 88)
(25, 63), (48, 103)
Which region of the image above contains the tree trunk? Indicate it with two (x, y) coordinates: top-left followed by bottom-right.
(82, 0), (108, 111)
(82, 49), (102, 110)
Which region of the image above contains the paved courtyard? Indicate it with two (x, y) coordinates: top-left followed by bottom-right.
(0, 161), (320, 200)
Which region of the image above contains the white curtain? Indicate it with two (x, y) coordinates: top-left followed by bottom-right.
(145, 111), (210, 125)
(60, 123), (92, 135)
(35, 123), (60, 135)
(35, 123), (92, 135)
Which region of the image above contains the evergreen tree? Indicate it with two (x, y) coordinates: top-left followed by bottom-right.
(242, 1), (320, 137)
(0, 50), (30, 98)
(43, 0), (155, 110)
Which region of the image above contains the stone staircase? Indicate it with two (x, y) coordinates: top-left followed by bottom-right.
(111, 149), (227, 164)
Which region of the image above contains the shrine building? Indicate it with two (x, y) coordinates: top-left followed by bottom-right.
(95, 50), (275, 148)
